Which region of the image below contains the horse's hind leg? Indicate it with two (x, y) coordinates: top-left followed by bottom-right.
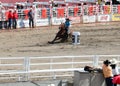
(48, 36), (61, 44)
(60, 33), (68, 43)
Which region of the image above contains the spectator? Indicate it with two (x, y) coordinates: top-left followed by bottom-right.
(28, 8), (34, 28)
(12, 10), (18, 29)
(110, 58), (119, 86)
(102, 60), (114, 86)
(8, 10), (13, 29)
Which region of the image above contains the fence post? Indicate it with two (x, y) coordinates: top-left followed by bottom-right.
(72, 56), (74, 69)
(81, 3), (84, 23)
(23, 57), (30, 81)
(49, 1), (53, 26)
(93, 55), (99, 67)
(117, 56), (120, 67)
(65, 3), (68, 18)
(50, 58), (56, 79)
(33, 4), (37, 27)
(96, 2), (99, 23)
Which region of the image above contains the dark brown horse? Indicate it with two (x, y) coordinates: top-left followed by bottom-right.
(48, 23), (68, 44)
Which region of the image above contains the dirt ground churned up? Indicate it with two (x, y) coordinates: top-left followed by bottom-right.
(0, 22), (120, 57)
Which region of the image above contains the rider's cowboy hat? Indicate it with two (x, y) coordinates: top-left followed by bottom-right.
(66, 18), (71, 21)
(103, 60), (111, 65)
(110, 58), (118, 64)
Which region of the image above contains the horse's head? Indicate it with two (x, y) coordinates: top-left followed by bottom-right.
(59, 23), (65, 29)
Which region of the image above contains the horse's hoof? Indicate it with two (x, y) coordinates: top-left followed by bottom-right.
(48, 41), (54, 44)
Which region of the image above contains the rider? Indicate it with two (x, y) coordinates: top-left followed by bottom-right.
(64, 18), (71, 34)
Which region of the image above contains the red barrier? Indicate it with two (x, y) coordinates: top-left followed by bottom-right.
(23, 9), (29, 20)
(74, 7), (79, 17)
(57, 8), (64, 18)
(41, 9), (47, 18)
(5, 11), (9, 21)
(103, 6), (109, 14)
(88, 6), (93, 15)
(117, 5), (120, 14)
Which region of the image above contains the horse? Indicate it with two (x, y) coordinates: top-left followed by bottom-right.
(48, 23), (68, 44)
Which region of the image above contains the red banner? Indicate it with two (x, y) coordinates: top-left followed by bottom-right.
(74, 7), (79, 17)
(117, 5), (120, 14)
(5, 11), (9, 21)
(23, 9), (29, 20)
(103, 6), (109, 14)
(57, 8), (64, 18)
(41, 9), (47, 18)
(88, 6), (93, 15)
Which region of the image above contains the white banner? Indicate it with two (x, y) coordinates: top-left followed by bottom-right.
(36, 19), (49, 26)
(17, 19), (29, 28)
(69, 17), (81, 24)
(65, 0), (96, 3)
(52, 17), (65, 25)
(83, 15), (96, 23)
(98, 15), (110, 22)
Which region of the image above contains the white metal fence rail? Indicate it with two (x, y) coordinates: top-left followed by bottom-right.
(0, 55), (120, 82)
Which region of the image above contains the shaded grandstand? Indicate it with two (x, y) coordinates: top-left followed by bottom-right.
(0, 0), (49, 3)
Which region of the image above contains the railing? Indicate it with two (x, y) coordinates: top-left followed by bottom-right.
(1, 4), (120, 29)
(0, 55), (120, 82)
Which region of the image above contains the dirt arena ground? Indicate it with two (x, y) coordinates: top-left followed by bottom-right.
(0, 22), (120, 57)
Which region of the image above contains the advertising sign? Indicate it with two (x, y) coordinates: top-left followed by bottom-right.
(65, 0), (96, 3)
(69, 17), (81, 24)
(83, 15), (96, 23)
(52, 17), (65, 25)
(36, 19), (49, 26)
(17, 19), (29, 28)
(112, 14), (120, 21)
(98, 15), (110, 22)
